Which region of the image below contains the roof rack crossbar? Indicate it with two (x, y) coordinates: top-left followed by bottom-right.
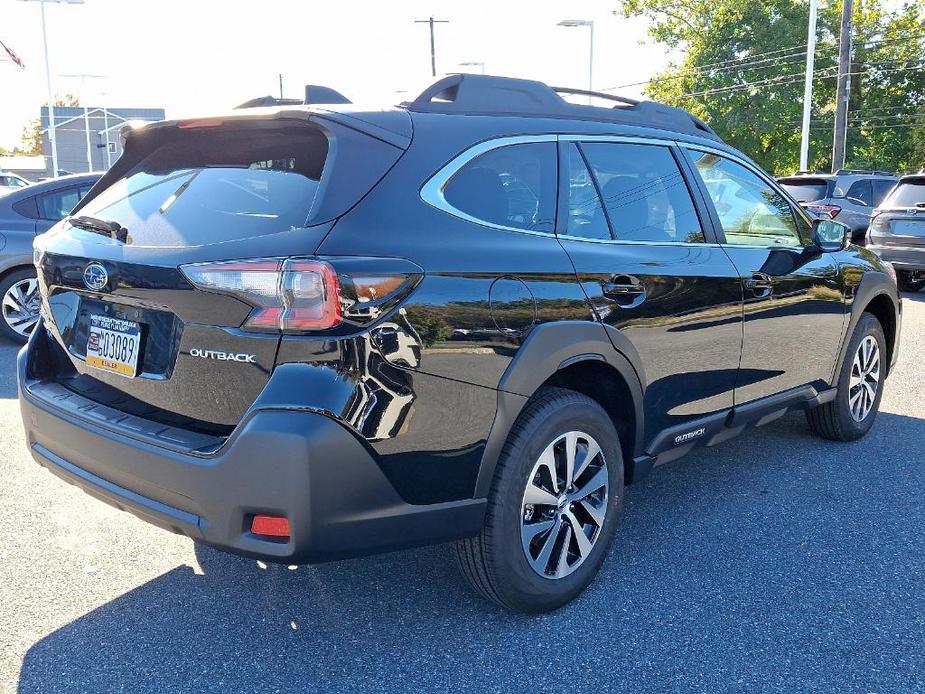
(551, 86), (639, 107)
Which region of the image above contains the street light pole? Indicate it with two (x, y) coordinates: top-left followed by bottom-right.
(414, 17), (449, 77)
(557, 19), (595, 101)
(799, 0), (818, 171)
(39, 1), (58, 177)
(23, 0), (85, 178)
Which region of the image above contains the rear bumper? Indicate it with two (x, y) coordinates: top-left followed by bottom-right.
(867, 244), (925, 272)
(18, 344), (485, 564)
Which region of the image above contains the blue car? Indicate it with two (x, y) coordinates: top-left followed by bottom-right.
(0, 173), (101, 342)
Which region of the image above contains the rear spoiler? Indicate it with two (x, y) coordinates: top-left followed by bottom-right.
(235, 85), (352, 109)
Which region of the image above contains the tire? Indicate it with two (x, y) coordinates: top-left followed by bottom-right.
(897, 271), (925, 293)
(454, 387), (624, 613)
(0, 268), (41, 344)
(806, 313), (886, 442)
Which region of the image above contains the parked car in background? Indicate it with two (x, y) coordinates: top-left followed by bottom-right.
(867, 172), (925, 292)
(0, 173), (31, 197)
(0, 173), (101, 342)
(778, 170), (898, 244)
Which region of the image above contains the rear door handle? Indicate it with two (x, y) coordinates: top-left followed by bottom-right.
(602, 277), (647, 307)
(744, 273), (773, 298)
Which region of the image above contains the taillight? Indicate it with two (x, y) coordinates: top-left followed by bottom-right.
(868, 213), (889, 235)
(180, 257), (422, 334)
(806, 203), (841, 219)
(181, 258), (341, 332)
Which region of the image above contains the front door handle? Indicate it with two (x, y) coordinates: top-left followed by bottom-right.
(602, 276), (647, 307)
(744, 272), (773, 298)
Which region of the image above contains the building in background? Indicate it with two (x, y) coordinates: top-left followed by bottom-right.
(40, 106), (166, 176)
(0, 155), (46, 182)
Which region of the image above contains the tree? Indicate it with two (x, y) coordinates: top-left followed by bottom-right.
(616, 0), (925, 173)
(17, 93), (82, 156)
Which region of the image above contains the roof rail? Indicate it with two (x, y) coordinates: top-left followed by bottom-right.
(403, 74), (719, 140)
(834, 168), (896, 176)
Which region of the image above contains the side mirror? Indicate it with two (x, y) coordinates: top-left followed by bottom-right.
(813, 218), (850, 252)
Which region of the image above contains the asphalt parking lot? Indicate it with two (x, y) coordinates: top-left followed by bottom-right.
(1, 296), (923, 694)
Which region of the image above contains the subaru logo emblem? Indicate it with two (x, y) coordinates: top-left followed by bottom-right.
(82, 263), (109, 291)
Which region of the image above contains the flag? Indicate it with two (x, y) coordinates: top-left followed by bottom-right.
(0, 40), (25, 69)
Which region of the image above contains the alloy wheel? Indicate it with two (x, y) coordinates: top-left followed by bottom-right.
(520, 431), (608, 579)
(848, 335), (880, 423)
(1, 277), (41, 338)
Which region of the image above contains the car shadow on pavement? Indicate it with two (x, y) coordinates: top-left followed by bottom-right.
(0, 342), (21, 399)
(16, 412), (925, 693)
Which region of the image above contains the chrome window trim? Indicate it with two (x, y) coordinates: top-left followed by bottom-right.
(419, 132), (741, 246)
(419, 134), (559, 235)
(559, 134), (680, 147)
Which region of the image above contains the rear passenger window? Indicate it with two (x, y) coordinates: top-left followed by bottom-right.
(845, 179), (873, 206)
(443, 142), (556, 233)
(580, 143), (705, 243)
(565, 144), (610, 240)
(872, 179), (896, 207)
(38, 187), (82, 221)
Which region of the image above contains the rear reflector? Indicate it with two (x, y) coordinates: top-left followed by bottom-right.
(251, 515), (291, 538)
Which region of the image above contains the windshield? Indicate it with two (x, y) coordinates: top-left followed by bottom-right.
(779, 180), (829, 203)
(883, 180), (925, 208)
(74, 127), (328, 247)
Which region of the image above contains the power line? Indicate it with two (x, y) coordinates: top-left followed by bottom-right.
(669, 66), (840, 99)
(609, 33), (925, 95)
(668, 61), (924, 101)
(602, 47), (838, 91)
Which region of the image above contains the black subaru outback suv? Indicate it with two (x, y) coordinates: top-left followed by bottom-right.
(19, 75), (901, 613)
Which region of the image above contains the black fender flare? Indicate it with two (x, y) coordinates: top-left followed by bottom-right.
(473, 321), (646, 497)
(833, 270), (900, 384)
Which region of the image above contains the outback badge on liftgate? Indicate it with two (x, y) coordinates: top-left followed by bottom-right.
(188, 348), (257, 363)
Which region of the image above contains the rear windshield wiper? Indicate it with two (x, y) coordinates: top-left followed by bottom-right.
(68, 215), (129, 243)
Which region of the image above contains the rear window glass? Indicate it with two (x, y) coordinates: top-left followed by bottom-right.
(779, 180), (829, 202)
(75, 128), (327, 247)
(872, 179), (896, 206)
(884, 181), (925, 207)
(443, 142), (557, 233)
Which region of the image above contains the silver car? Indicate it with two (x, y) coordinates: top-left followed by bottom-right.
(778, 170), (898, 244)
(0, 173), (101, 342)
(0, 173), (30, 197)
(867, 173), (925, 292)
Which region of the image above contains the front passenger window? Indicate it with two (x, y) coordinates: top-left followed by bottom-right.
(686, 150), (804, 248)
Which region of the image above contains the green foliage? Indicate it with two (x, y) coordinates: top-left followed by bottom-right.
(617, 0), (925, 173)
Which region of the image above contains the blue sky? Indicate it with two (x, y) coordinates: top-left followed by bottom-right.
(0, 0), (673, 149)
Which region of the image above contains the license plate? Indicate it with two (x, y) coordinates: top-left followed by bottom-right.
(86, 314), (142, 377)
(891, 219), (925, 236)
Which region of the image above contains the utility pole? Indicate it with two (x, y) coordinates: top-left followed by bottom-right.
(832, 0), (854, 173)
(799, 0), (818, 171)
(279, 73), (283, 100)
(414, 17), (449, 77)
